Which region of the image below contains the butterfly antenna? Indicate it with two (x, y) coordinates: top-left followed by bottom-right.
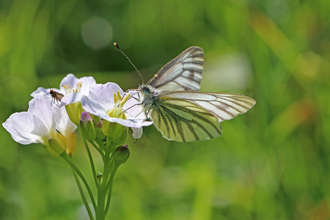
(114, 42), (145, 84)
(45, 79), (51, 88)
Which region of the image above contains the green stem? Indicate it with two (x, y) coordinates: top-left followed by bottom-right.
(80, 135), (99, 189)
(94, 138), (105, 150)
(106, 136), (112, 150)
(95, 139), (120, 220)
(72, 168), (95, 220)
(96, 152), (113, 220)
(105, 136), (117, 154)
(60, 152), (97, 212)
(104, 162), (120, 215)
(90, 139), (105, 157)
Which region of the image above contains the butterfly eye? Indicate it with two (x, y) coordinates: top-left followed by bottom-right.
(143, 87), (151, 94)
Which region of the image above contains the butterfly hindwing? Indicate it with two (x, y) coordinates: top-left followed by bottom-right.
(149, 98), (222, 142)
(147, 46), (204, 91)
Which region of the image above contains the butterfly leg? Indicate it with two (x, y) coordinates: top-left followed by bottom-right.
(128, 92), (140, 101)
(120, 103), (143, 116)
(146, 106), (153, 117)
(134, 110), (145, 118)
(136, 92), (140, 100)
(123, 89), (140, 98)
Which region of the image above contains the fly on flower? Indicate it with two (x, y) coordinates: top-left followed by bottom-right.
(44, 80), (64, 107)
(49, 89), (64, 106)
(33, 74), (97, 107)
(115, 44), (256, 142)
(32, 74), (97, 124)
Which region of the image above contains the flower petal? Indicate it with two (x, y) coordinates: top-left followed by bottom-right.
(81, 96), (111, 120)
(31, 87), (62, 98)
(60, 73), (96, 96)
(131, 127), (143, 139)
(59, 74), (79, 93)
(78, 76), (97, 95)
(52, 106), (77, 135)
(2, 112), (50, 145)
(81, 83), (125, 114)
(101, 115), (152, 128)
(91, 83), (124, 106)
(28, 96), (55, 130)
(60, 92), (84, 106)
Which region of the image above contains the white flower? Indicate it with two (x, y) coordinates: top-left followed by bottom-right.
(2, 96), (77, 155)
(31, 73), (96, 106)
(32, 74), (97, 124)
(59, 73), (96, 106)
(81, 83), (152, 138)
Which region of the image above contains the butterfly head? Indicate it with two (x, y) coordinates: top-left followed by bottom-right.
(138, 84), (162, 110)
(138, 84), (161, 96)
(140, 85), (151, 95)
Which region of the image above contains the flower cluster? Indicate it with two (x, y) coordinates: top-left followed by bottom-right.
(3, 73), (152, 156)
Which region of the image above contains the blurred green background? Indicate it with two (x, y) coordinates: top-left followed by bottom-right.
(0, 0), (329, 219)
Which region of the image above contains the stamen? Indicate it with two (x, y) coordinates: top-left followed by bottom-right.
(113, 93), (118, 104)
(61, 85), (72, 94)
(74, 82), (83, 93)
(107, 91), (131, 119)
(61, 82), (83, 94)
(120, 93), (130, 106)
(116, 91), (121, 102)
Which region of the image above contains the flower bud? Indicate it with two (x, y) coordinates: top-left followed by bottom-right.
(43, 144), (59, 157)
(65, 101), (84, 125)
(80, 111), (96, 141)
(102, 120), (126, 142)
(114, 145), (130, 164)
(47, 138), (66, 156)
(97, 172), (103, 182)
(112, 128), (127, 146)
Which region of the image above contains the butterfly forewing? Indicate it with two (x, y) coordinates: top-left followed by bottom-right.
(147, 46), (204, 91)
(149, 99), (222, 142)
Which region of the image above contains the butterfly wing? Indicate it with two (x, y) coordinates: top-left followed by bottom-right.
(147, 47), (204, 91)
(162, 91), (256, 122)
(149, 99), (222, 142)
(149, 91), (256, 142)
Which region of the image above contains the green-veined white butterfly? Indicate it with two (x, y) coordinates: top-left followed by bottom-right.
(120, 45), (256, 142)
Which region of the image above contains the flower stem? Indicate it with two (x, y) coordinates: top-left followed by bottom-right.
(95, 141), (119, 220)
(79, 130), (99, 188)
(104, 162), (120, 215)
(60, 152), (97, 212)
(91, 139), (105, 157)
(96, 155), (111, 219)
(72, 168), (95, 220)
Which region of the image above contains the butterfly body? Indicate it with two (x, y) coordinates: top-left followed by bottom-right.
(139, 85), (162, 112)
(137, 46), (256, 142)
